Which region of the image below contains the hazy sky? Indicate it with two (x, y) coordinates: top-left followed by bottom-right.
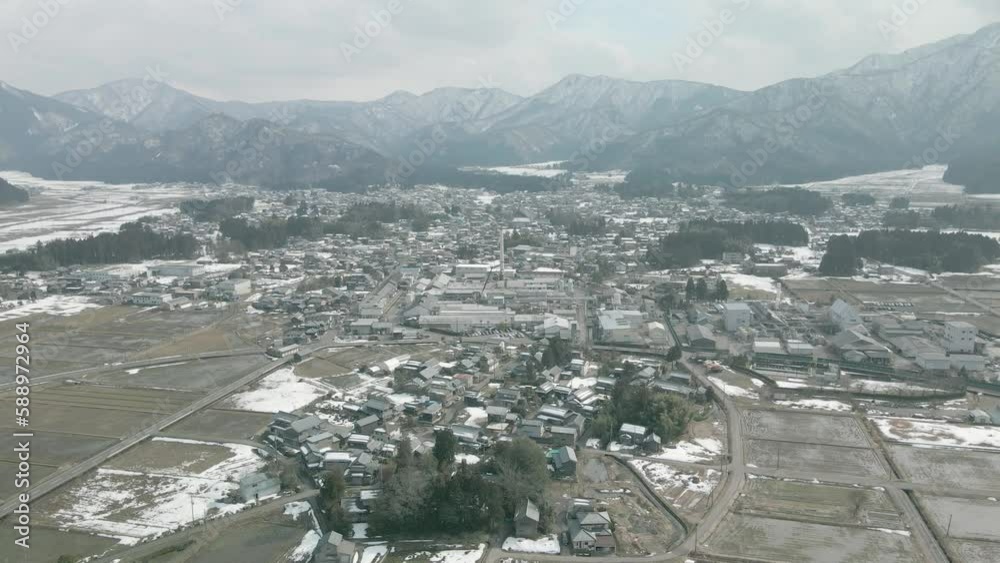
(3, 0), (999, 102)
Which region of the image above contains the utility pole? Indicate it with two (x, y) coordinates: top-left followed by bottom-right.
(947, 514), (953, 537)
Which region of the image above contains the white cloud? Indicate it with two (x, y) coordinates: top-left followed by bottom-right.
(0, 0), (996, 101)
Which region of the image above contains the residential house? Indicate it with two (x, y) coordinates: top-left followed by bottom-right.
(514, 499), (540, 538)
(314, 531), (357, 563)
(548, 446), (577, 478)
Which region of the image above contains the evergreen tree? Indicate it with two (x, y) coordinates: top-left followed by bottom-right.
(714, 279), (729, 301)
(432, 429), (457, 467)
(695, 278), (709, 301)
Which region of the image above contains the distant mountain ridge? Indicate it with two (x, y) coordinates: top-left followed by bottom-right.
(2, 22), (999, 189)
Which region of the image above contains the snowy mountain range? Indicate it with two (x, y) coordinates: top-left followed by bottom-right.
(2, 22), (999, 188)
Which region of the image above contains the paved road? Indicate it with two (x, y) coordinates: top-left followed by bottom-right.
(0, 336), (438, 519)
(485, 355), (745, 563)
(0, 356), (294, 519)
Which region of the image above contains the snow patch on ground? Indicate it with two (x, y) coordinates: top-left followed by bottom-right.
(455, 453), (481, 465)
(630, 460), (719, 495)
(502, 535), (560, 554)
(462, 407), (488, 427)
(0, 295), (103, 321)
(775, 399), (852, 412)
(708, 376), (757, 399)
(568, 377), (597, 390)
(724, 273), (778, 295)
(226, 367), (326, 413)
(289, 530), (321, 562)
(50, 439), (266, 545)
(360, 543), (389, 563)
(871, 417), (1000, 450)
(652, 438), (723, 463)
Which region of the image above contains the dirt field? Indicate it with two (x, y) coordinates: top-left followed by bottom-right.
(106, 439), (239, 475)
(0, 431), (115, 467)
(95, 354), (268, 391)
(919, 495), (1000, 543)
(298, 344), (441, 378)
(0, 385), (198, 440)
(742, 410), (871, 448)
(0, 525), (120, 562)
(629, 460), (719, 519)
(949, 539), (1000, 563)
(887, 444), (1000, 489)
(734, 478), (904, 529)
(182, 516), (312, 563)
(705, 513), (919, 563)
(164, 409), (273, 442)
(745, 440), (889, 478)
(0, 306), (236, 377)
(0, 460), (57, 500)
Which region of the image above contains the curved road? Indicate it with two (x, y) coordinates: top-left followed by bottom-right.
(484, 355), (745, 563)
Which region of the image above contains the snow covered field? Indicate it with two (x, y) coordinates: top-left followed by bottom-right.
(289, 530), (322, 562)
(652, 438), (724, 463)
(723, 273), (779, 295)
(48, 437), (267, 545)
(774, 399), (852, 412)
(630, 460), (719, 495)
(0, 295), (103, 321)
(871, 417), (1000, 450)
(787, 166), (964, 201)
(225, 367), (327, 413)
(466, 161), (569, 178)
(502, 535), (561, 554)
(0, 171), (197, 252)
(708, 376), (758, 399)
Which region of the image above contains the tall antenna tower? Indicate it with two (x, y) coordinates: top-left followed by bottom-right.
(499, 226), (506, 288)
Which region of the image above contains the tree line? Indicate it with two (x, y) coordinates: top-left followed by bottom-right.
(646, 219), (808, 269)
(179, 196), (255, 222)
(590, 363), (697, 446)
(545, 209), (607, 236)
(820, 230), (1000, 275)
(368, 432), (550, 536)
(724, 187), (832, 216)
(0, 222), (198, 271)
(884, 205), (1000, 231)
(400, 165), (571, 193)
(841, 193), (876, 207)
